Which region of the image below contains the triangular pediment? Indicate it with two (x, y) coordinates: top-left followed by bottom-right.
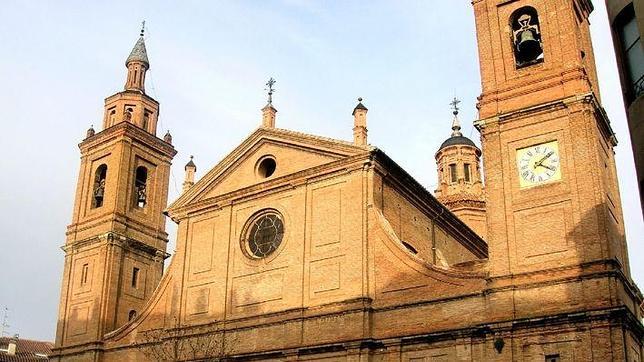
(168, 127), (372, 213)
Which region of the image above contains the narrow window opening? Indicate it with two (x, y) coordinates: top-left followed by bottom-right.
(81, 263), (89, 285)
(143, 111), (150, 131)
(616, 4), (644, 102)
(134, 166), (148, 208)
(449, 164), (457, 184)
(128, 310), (137, 321)
(92, 164), (107, 208)
(464, 163), (472, 183)
(124, 107), (133, 122)
(401, 241), (418, 255)
(109, 109), (116, 126)
(132, 267), (140, 288)
(545, 354), (560, 362)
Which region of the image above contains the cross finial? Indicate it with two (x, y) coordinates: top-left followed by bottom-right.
(265, 77), (276, 105)
(450, 96), (462, 137)
(140, 20), (146, 37)
(450, 96), (461, 115)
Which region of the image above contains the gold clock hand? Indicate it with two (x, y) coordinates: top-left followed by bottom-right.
(534, 151), (554, 168)
(537, 163), (555, 171)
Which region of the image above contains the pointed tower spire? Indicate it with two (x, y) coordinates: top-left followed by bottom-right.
(183, 156), (197, 192)
(261, 77), (277, 128)
(125, 21), (149, 93)
(352, 97), (368, 146)
(450, 96), (462, 137)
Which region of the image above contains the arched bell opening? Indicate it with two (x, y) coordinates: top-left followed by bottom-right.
(510, 6), (544, 68)
(92, 164), (108, 208)
(134, 166), (148, 208)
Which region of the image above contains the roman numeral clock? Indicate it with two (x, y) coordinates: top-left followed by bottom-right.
(516, 140), (562, 188)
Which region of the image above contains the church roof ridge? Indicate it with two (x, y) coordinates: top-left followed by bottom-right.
(269, 127), (375, 151)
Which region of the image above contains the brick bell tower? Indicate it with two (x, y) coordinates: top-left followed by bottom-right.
(53, 26), (176, 358)
(435, 98), (487, 240)
(473, 0), (642, 329)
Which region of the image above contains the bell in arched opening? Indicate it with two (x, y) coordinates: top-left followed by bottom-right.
(511, 7), (544, 67)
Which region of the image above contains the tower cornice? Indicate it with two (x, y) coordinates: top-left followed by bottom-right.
(80, 121), (177, 160)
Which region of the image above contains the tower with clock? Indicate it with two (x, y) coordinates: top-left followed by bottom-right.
(473, 0), (635, 313)
(51, 4), (643, 361)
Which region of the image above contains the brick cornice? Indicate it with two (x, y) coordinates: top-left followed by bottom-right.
(79, 121), (176, 160)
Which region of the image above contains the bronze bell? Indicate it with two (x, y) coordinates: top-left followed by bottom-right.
(136, 184), (147, 205)
(517, 28), (542, 62)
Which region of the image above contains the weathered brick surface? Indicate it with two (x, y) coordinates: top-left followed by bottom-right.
(53, 1), (644, 361)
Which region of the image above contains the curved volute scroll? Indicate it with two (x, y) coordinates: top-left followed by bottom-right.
(369, 207), (486, 309)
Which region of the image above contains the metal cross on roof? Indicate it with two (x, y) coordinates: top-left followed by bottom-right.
(265, 77), (276, 105)
(140, 21), (146, 37)
(450, 96), (461, 114)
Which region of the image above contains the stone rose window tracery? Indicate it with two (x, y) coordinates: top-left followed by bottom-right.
(243, 210), (284, 259)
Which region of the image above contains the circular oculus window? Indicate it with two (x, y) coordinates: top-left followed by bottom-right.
(257, 157), (276, 178)
(243, 211), (284, 258)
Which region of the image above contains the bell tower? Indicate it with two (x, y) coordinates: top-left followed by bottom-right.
(53, 27), (177, 359)
(473, 0), (635, 313)
(435, 98), (486, 240)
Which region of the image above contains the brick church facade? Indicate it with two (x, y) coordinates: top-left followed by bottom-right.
(52, 0), (644, 361)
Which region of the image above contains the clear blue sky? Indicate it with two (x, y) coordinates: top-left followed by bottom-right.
(0, 1), (641, 341)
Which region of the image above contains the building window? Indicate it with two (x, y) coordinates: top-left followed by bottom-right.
(257, 156), (277, 178)
(92, 164), (107, 208)
(132, 267), (140, 288)
(545, 354), (560, 362)
(449, 164), (457, 184)
(464, 163), (472, 183)
(81, 263), (89, 285)
(143, 111), (150, 130)
(242, 210), (284, 259)
(134, 166), (148, 208)
(401, 241), (418, 254)
(616, 4), (644, 102)
(510, 7), (544, 68)
(128, 310), (137, 321)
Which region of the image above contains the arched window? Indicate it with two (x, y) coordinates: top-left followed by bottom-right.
(128, 310), (137, 321)
(109, 109), (116, 126)
(134, 166), (148, 208)
(92, 164), (107, 208)
(143, 111), (150, 130)
(510, 7), (544, 67)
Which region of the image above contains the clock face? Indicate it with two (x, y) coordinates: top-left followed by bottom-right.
(516, 141), (562, 188)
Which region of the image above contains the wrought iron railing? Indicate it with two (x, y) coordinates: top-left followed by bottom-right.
(633, 74), (644, 100)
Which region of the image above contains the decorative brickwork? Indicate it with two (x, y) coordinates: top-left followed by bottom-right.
(53, 3), (643, 361)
